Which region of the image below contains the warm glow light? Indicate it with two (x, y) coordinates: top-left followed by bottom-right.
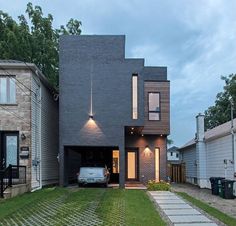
(141, 134), (144, 137)
(127, 152), (136, 179)
(155, 147), (160, 182)
(131, 127), (134, 130)
(112, 150), (119, 173)
(131, 131), (133, 135)
(144, 146), (151, 157)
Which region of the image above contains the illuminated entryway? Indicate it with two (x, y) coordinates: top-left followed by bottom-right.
(64, 146), (120, 184)
(126, 149), (139, 181)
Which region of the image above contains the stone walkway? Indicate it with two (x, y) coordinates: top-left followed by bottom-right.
(149, 191), (219, 226)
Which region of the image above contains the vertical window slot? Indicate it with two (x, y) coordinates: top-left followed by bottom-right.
(132, 74), (138, 119)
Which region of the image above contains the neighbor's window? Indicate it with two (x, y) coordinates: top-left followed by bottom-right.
(0, 76), (16, 104)
(148, 92), (160, 120)
(132, 74), (138, 119)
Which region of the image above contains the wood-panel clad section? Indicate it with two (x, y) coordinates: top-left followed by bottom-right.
(142, 81), (170, 134)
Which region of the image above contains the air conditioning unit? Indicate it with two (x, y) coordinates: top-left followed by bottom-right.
(233, 181), (236, 197)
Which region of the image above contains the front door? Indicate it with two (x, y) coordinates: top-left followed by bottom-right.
(126, 149), (139, 180)
(0, 132), (19, 169)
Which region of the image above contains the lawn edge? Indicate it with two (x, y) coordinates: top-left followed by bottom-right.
(175, 191), (236, 226)
(146, 191), (170, 226)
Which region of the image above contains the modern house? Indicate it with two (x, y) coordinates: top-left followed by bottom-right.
(167, 146), (180, 163)
(179, 114), (236, 188)
(59, 35), (170, 187)
(0, 60), (59, 197)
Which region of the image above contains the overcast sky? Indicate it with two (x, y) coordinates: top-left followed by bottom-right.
(1, 0), (236, 146)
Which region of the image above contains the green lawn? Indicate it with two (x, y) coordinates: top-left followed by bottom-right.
(176, 192), (236, 226)
(0, 187), (166, 226)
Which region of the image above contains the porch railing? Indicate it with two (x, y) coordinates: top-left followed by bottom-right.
(0, 164), (26, 198)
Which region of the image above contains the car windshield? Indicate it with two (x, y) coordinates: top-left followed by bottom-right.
(79, 167), (104, 177)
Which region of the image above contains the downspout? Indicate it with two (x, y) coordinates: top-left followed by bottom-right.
(230, 101), (236, 178)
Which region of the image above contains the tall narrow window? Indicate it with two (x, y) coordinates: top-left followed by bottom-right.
(112, 150), (119, 173)
(0, 76), (16, 104)
(148, 92), (160, 120)
(155, 147), (160, 182)
(132, 74), (138, 119)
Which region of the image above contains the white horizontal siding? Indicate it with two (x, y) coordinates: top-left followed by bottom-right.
(167, 151), (179, 161)
(31, 77), (41, 190)
(40, 84), (59, 186)
(182, 146), (197, 179)
(206, 134), (234, 179)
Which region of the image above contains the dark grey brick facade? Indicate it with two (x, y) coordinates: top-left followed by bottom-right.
(59, 35), (169, 187)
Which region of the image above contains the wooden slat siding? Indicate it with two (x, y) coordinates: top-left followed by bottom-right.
(143, 81), (170, 134)
(169, 163), (186, 183)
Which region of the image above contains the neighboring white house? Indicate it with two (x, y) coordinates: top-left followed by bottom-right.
(179, 113), (236, 189)
(0, 60), (59, 198)
(167, 146), (180, 162)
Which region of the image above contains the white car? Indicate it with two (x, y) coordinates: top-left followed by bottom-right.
(77, 166), (110, 187)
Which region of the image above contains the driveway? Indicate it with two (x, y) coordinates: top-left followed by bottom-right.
(171, 183), (236, 219)
(0, 187), (165, 226)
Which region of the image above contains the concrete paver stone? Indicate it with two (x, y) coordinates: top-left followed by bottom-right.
(148, 191), (219, 226)
(163, 209), (201, 216)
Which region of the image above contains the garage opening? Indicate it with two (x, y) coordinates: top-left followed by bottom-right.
(64, 146), (119, 185)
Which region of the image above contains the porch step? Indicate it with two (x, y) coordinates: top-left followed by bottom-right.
(3, 184), (30, 199)
(125, 183), (147, 190)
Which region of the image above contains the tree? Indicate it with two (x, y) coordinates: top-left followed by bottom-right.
(0, 2), (82, 88)
(205, 74), (236, 129)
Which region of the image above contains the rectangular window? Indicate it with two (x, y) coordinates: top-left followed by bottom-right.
(132, 74), (138, 119)
(112, 150), (119, 173)
(148, 92), (160, 120)
(155, 148), (160, 182)
(0, 76), (16, 104)
(127, 152), (136, 179)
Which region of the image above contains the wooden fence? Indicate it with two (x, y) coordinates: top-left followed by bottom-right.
(167, 163), (186, 183)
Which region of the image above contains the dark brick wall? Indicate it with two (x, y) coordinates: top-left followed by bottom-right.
(125, 135), (167, 183)
(59, 35), (169, 187)
(59, 35), (145, 187)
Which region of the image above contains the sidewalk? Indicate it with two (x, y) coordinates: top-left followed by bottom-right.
(148, 191), (219, 226)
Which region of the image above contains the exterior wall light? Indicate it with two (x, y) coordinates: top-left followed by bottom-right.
(89, 114), (94, 120)
(144, 145), (151, 157)
(21, 133), (26, 140)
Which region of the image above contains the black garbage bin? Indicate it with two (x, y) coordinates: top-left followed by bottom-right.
(210, 177), (225, 195)
(221, 179), (235, 199)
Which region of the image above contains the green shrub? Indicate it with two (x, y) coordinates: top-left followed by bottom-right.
(147, 180), (170, 191)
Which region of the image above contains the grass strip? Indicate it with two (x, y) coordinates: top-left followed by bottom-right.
(176, 192), (236, 226)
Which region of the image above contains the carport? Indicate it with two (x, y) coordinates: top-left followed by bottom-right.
(64, 146), (120, 185)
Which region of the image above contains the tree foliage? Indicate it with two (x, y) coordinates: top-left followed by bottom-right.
(0, 2), (82, 88)
(205, 74), (236, 129)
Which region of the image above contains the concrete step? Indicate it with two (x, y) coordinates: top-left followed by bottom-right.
(3, 184), (29, 199)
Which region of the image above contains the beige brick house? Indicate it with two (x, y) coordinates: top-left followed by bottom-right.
(0, 60), (59, 197)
